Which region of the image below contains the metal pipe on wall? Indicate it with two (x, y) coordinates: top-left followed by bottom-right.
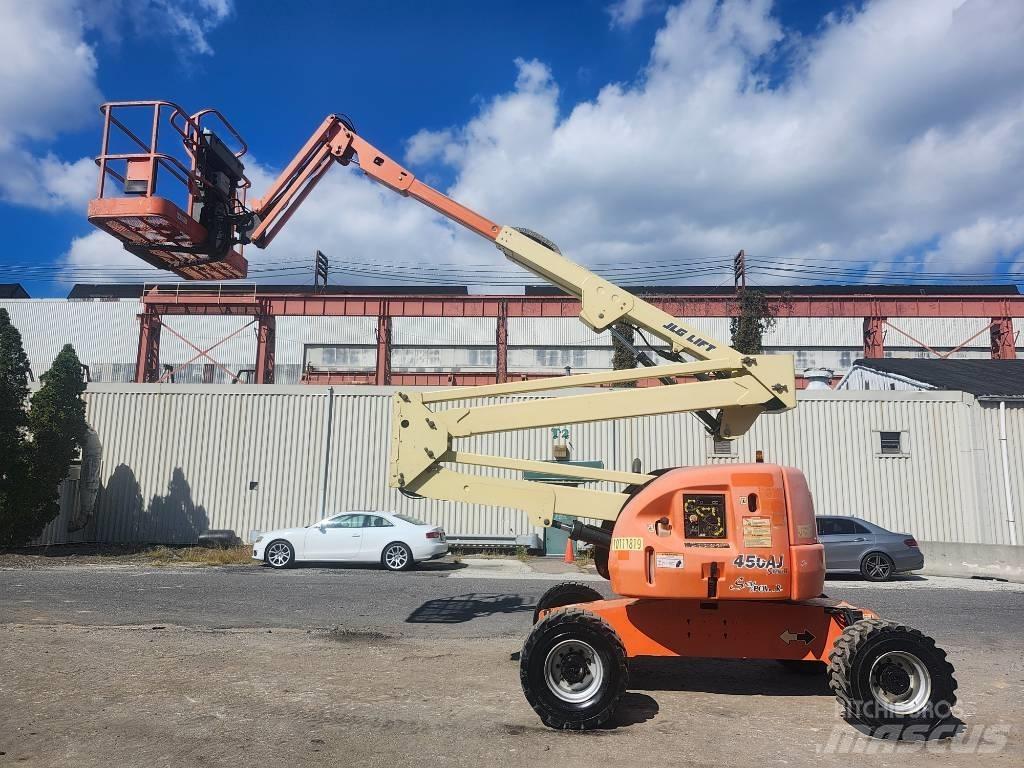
(999, 400), (1018, 546)
(319, 386), (335, 518)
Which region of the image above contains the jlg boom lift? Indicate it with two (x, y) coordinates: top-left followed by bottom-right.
(88, 101), (957, 731)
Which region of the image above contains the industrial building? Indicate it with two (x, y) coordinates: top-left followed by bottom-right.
(34, 384), (1023, 580)
(7, 281), (1022, 577)
(1, 282), (1021, 387)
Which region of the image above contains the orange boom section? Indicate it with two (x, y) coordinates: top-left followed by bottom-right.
(87, 101), (251, 280)
(607, 464), (825, 601)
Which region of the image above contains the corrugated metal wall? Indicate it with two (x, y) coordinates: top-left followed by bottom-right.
(971, 401), (1024, 546)
(40, 385), (1022, 548)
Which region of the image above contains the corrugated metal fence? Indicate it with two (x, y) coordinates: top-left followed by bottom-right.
(37, 385), (1023, 548)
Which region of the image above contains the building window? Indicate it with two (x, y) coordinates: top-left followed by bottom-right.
(709, 436), (736, 458)
(877, 431), (908, 456)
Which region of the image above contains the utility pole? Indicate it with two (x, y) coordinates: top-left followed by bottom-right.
(733, 249), (747, 292)
(314, 250), (329, 292)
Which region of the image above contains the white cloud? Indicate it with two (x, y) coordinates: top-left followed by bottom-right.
(608, 0), (658, 28)
(403, 0), (1024, 280)
(0, 1), (234, 212)
(51, 0), (1024, 287)
(64, 229), (158, 272)
(244, 159), (477, 282)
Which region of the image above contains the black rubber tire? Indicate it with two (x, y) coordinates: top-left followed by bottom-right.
(860, 552), (896, 582)
(533, 582), (604, 624)
(777, 659), (827, 675)
(828, 618), (957, 728)
(381, 541), (414, 572)
(264, 539), (295, 569)
(520, 608), (628, 730)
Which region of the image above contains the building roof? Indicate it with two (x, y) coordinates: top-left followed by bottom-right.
(851, 358), (1024, 397)
(0, 283), (29, 298)
(525, 284), (1022, 296)
(67, 283), (469, 299)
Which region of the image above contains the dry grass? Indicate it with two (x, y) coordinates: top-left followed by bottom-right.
(144, 545), (254, 566)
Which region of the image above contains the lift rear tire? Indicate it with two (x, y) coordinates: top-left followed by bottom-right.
(533, 582), (603, 624)
(520, 608), (628, 730)
(828, 618), (957, 729)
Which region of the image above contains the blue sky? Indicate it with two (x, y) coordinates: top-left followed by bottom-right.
(1, 0), (1022, 296)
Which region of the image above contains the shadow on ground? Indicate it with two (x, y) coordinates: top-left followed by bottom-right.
(406, 592), (532, 623)
(291, 559), (467, 573)
(825, 573), (928, 583)
(628, 656), (833, 697)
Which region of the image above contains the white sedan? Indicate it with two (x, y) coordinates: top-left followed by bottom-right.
(252, 511), (448, 571)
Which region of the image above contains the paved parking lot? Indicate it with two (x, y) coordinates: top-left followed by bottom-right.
(1, 560), (1021, 767)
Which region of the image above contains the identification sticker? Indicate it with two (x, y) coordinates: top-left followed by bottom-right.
(611, 536), (644, 551)
(797, 523), (813, 539)
(742, 516), (772, 548)
(655, 553), (685, 569)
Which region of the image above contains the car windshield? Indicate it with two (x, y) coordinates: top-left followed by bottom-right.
(392, 513), (426, 525)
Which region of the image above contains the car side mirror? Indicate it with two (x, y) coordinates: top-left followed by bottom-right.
(319, 524), (326, 533)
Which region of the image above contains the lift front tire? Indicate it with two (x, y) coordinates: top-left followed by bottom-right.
(533, 582), (603, 624)
(520, 608), (628, 730)
(829, 618), (957, 729)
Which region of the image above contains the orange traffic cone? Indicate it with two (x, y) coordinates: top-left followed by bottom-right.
(564, 538), (574, 563)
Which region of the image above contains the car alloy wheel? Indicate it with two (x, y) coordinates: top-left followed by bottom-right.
(862, 553), (893, 581)
(266, 541), (292, 568)
(383, 543), (411, 571)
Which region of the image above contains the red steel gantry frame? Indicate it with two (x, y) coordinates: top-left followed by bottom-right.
(134, 289), (1023, 384)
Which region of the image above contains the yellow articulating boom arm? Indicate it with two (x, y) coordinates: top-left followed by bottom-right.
(245, 117), (797, 528)
(91, 106), (797, 529)
(233, 123), (800, 529)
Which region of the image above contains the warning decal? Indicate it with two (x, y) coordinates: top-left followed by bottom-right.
(655, 553), (685, 569)
(742, 517), (772, 548)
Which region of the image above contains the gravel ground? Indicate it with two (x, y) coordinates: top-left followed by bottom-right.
(0, 561), (1021, 767)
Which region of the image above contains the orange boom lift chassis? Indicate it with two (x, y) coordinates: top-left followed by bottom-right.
(88, 101), (957, 732)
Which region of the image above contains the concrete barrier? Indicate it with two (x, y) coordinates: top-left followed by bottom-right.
(919, 541), (1024, 583)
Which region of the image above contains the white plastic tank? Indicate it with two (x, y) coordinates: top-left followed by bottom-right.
(803, 368), (834, 390)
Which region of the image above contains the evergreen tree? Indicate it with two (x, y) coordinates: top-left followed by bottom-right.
(0, 309), (32, 546)
(23, 346), (88, 541)
(0, 334), (88, 547)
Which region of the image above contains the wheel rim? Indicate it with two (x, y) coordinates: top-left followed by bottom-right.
(384, 545), (408, 569)
(543, 639), (603, 703)
(866, 554), (892, 579)
(868, 650), (932, 715)
(267, 542), (290, 567)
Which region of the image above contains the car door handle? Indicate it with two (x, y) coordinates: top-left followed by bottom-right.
(852, 537), (867, 542)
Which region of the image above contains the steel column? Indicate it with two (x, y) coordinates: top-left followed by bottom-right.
(375, 303), (392, 386)
(991, 318), (1017, 359)
(863, 317), (886, 358)
(135, 312), (161, 382)
(496, 300), (508, 384)
(255, 315), (277, 383)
